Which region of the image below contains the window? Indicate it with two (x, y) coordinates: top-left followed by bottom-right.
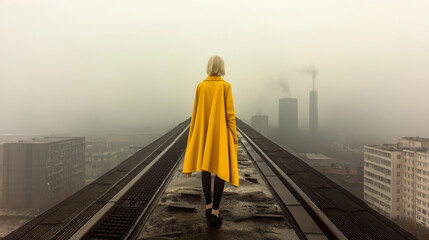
(365, 154), (392, 167)
(365, 162), (391, 175)
(364, 177), (391, 192)
(365, 148), (392, 158)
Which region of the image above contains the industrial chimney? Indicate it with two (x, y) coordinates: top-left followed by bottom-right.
(309, 75), (318, 134)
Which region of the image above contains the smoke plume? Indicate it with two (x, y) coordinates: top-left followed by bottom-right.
(277, 77), (290, 97)
(300, 64), (319, 80)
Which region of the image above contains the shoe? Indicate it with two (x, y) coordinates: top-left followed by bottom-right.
(206, 208), (212, 221)
(209, 212), (222, 227)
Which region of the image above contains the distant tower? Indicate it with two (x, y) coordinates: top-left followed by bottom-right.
(309, 73), (318, 134)
(251, 114), (269, 136)
(309, 90), (318, 134)
(279, 98), (298, 144)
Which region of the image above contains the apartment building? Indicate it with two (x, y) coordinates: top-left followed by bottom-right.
(364, 137), (429, 227)
(402, 148), (429, 226)
(2, 137), (85, 209)
(363, 144), (402, 219)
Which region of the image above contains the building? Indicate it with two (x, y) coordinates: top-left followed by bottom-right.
(0, 143), (3, 164)
(251, 114), (269, 136)
(2, 137), (85, 209)
(414, 150), (429, 226)
(309, 90), (318, 134)
(401, 142), (429, 226)
(363, 144), (402, 219)
(364, 136), (429, 227)
(0, 143), (3, 168)
(400, 136), (429, 148)
(279, 98), (298, 144)
(85, 152), (112, 178)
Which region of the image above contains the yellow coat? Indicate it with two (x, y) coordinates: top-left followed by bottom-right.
(182, 75), (239, 187)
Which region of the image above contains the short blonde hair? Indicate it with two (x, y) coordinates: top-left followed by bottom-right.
(206, 55), (225, 76)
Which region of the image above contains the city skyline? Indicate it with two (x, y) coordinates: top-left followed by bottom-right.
(0, 1), (428, 141)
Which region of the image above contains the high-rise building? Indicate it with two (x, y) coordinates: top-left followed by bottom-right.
(279, 98), (298, 144)
(363, 144), (402, 219)
(2, 137), (85, 209)
(251, 114), (269, 136)
(401, 142), (429, 226)
(309, 90), (318, 134)
(0, 143), (3, 165)
(364, 137), (429, 226)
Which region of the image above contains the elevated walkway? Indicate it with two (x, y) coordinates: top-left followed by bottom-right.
(138, 136), (300, 240)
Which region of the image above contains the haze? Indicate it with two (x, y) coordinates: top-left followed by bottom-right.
(1, 1), (428, 142)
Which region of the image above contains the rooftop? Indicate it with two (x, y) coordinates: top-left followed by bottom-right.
(365, 144), (402, 152)
(401, 136), (429, 141)
(139, 139), (300, 240)
(403, 148), (429, 154)
(366, 144), (429, 154)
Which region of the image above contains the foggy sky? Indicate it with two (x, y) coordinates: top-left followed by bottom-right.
(1, 1), (428, 141)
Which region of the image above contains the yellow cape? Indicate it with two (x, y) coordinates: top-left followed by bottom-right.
(182, 75), (239, 187)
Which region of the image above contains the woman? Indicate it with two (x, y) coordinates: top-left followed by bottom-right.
(182, 55), (239, 228)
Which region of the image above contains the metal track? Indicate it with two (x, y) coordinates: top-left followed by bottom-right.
(71, 125), (190, 239)
(237, 127), (347, 240)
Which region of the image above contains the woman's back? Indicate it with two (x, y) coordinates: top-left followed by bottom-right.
(182, 55), (239, 228)
(196, 76), (236, 137)
(182, 74), (239, 187)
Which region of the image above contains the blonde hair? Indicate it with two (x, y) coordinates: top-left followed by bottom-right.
(206, 55), (225, 76)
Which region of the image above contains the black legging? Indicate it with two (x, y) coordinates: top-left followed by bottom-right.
(202, 170), (225, 210)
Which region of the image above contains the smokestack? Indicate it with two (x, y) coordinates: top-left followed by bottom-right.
(312, 74), (315, 91)
(301, 64), (318, 135)
(309, 90), (318, 134)
(301, 64), (318, 91)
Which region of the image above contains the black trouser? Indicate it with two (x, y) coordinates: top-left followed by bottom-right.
(201, 170), (225, 210)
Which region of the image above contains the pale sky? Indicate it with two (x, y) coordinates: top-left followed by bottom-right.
(1, 1), (428, 141)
